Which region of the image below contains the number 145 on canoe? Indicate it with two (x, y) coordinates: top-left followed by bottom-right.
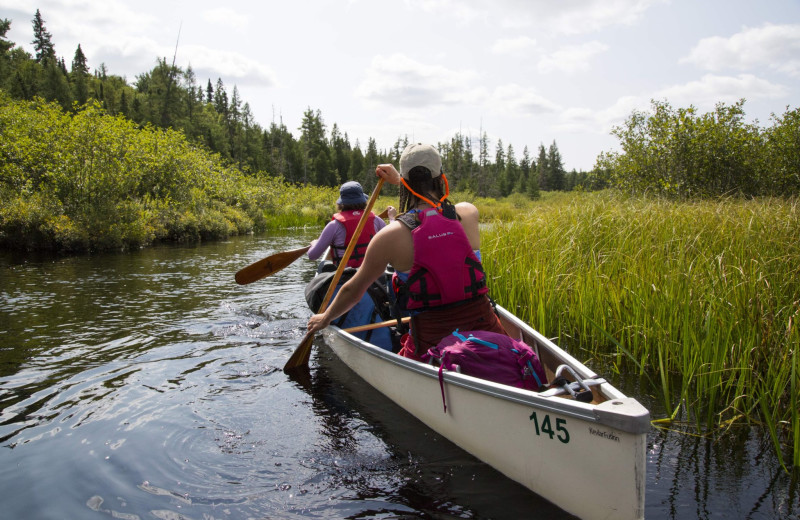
(529, 412), (570, 444)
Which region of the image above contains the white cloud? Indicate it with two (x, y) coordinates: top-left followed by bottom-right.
(558, 73), (790, 135)
(492, 36), (537, 55)
(489, 83), (561, 116)
(181, 45), (278, 86)
(201, 8), (248, 30)
(681, 23), (800, 77)
(402, 0), (665, 34)
(558, 95), (645, 134)
(538, 41), (609, 74)
(530, 0), (666, 35)
(355, 53), (482, 108)
(655, 73), (789, 107)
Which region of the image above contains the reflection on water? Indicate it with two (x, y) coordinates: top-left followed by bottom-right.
(1, 233), (798, 520)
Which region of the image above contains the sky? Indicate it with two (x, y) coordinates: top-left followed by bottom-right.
(2, 0), (799, 172)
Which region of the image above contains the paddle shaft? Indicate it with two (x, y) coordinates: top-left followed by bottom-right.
(343, 316), (411, 334)
(284, 179), (385, 371)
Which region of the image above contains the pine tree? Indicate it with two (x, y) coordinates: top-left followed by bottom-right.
(0, 18), (13, 90)
(537, 144), (549, 191)
(349, 143), (365, 186)
(477, 132), (490, 196)
(214, 78), (228, 116)
(42, 59), (72, 108)
(0, 18), (13, 54)
(506, 144), (519, 195)
(300, 107), (333, 185)
(120, 89), (129, 117)
(32, 10), (56, 64)
(229, 85), (244, 165)
(518, 146), (531, 193)
(526, 169), (541, 199)
(479, 131), (489, 169)
(330, 123), (352, 185)
(70, 44), (89, 105)
(71, 44), (88, 75)
(230, 85), (242, 123)
(495, 139), (506, 196)
(548, 141), (565, 191)
(364, 138), (379, 190)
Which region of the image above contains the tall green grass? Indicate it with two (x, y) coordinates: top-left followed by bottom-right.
(481, 190), (800, 468)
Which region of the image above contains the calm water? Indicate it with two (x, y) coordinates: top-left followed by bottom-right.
(1, 232), (798, 520)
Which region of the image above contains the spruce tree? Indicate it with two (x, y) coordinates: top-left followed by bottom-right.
(364, 138), (379, 189)
(548, 141), (565, 191)
(506, 144), (519, 195)
(349, 143), (365, 186)
(71, 44), (88, 74)
(213, 78), (228, 115)
(537, 144), (549, 191)
(0, 18), (13, 90)
(0, 18), (13, 54)
(494, 139), (506, 196)
(70, 44), (89, 105)
(32, 10), (56, 63)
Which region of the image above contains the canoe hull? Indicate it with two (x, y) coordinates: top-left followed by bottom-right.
(321, 305), (648, 520)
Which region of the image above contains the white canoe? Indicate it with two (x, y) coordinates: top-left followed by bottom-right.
(319, 304), (649, 520)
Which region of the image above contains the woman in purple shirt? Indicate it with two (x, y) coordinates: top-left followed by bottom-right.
(308, 181), (396, 272)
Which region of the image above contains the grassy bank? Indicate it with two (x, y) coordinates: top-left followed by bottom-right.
(482, 190), (800, 468)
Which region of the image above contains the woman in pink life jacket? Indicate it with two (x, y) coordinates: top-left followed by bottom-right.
(306, 143), (507, 358)
(307, 181), (397, 271)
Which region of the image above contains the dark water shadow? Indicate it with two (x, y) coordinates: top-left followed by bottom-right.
(286, 341), (579, 520)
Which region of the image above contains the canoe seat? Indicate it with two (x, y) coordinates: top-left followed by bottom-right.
(540, 365), (606, 402)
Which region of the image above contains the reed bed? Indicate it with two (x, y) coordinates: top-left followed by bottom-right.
(481, 191), (800, 468)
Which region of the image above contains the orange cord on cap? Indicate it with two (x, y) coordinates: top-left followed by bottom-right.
(400, 173), (450, 212)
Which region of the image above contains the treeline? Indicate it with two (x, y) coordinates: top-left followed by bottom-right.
(594, 99), (800, 198)
(0, 10), (586, 200)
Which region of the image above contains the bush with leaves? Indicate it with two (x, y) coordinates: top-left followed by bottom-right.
(0, 92), (338, 252)
(599, 99), (799, 198)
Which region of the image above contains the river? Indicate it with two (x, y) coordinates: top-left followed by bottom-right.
(1, 232), (798, 519)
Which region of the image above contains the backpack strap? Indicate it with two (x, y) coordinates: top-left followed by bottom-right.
(437, 350), (452, 413)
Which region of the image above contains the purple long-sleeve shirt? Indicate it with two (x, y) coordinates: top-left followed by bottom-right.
(307, 215), (387, 260)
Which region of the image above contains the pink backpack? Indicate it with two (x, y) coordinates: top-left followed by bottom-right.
(424, 329), (548, 413)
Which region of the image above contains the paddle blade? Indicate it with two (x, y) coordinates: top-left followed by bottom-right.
(235, 246), (310, 285)
(284, 330), (315, 372)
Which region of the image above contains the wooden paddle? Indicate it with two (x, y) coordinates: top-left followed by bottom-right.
(234, 246), (310, 285)
(343, 316), (411, 334)
(234, 208), (391, 286)
(284, 179), (385, 372)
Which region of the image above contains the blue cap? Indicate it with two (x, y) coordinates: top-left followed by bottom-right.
(337, 181), (368, 205)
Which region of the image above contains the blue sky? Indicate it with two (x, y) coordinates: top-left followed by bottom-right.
(2, 0), (798, 171)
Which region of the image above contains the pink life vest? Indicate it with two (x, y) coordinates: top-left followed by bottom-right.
(331, 210), (376, 268)
(393, 208), (487, 311)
